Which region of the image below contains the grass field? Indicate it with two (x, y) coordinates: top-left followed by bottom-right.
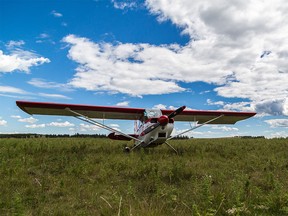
(1, 137), (288, 215)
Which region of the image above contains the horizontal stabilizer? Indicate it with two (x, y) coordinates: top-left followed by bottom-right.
(108, 132), (138, 141)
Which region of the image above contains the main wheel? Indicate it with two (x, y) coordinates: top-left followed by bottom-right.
(123, 146), (130, 153)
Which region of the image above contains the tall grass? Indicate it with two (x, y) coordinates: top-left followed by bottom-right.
(0, 138), (288, 215)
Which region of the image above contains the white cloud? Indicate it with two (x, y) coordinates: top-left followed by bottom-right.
(79, 123), (99, 131)
(0, 85), (70, 100)
(116, 101), (129, 107)
(283, 99), (288, 116)
(145, 0), (288, 115)
(51, 10), (63, 17)
(0, 86), (29, 94)
(18, 117), (38, 124)
(0, 119), (7, 126)
(0, 50), (50, 73)
(36, 33), (56, 44)
(265, 119), (288, 128)
(47, 121), (75, 127)
(223, 102), (254, 112)
(25, 124), (45, 128)
(11, 115), (21, 119)
(109, 124), (119, 128)
(28, 78), (73, 92)
(211, 125), (239, 132)
(112, 0), (138, 10)
(38, 93), (71, 100)
(63, 34), (228, 96)
(152, 104), (167, 109)
(206, 99), (224, 107)
(39, 33), (50, 39)
(61, 1), (288, 115)
(6, 40), (25, 49)
(267, 131), (288, 138)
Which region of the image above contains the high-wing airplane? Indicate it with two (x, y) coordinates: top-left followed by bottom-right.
(16, 101), (256, 153)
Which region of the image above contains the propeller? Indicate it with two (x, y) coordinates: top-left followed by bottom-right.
(167, 105), (186, 119)
(141, 105), (186, 136)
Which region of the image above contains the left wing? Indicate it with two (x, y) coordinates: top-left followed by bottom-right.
(16, 101), (145, 120)
(162, 109), (256, 124)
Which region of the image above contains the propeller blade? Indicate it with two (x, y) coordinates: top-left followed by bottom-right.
(168, 105), (186, 119)
(141, 122), (160, 136)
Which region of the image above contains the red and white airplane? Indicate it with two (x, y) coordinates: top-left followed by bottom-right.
(16, 101), (256, 153)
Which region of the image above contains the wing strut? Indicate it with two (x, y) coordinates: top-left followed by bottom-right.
(167, 114), (224, 141)
(65, 108), (142, 142)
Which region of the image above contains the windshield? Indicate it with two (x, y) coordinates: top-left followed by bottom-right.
(144, 109), (162, 119)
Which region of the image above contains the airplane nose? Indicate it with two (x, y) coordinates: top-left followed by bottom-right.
(158, 115), (169, 126)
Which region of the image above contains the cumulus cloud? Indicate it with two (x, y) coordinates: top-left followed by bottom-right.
(152, 104), (167, 109)
(211, 125), (239, 132)
(63, 35), (182, 96)
(79, 123), (99, 131)
(61, 1), (288, 116)
(206, 99), (224, 107)
(267, 131), (288, 138)
(152, 104), (192, 110)
(47, 121), (75, 127)
(265, 119), (288, 128)
(62, 34), (229, 96)
(0, 119), (7, 126)
(18, 117), (38, 124)
(0, 49), (50, 73)
(145, 0), (288, 116)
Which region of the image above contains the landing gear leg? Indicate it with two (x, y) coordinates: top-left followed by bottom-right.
(165, 142), (178, 154)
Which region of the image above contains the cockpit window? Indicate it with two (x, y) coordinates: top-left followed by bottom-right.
(144, 109), (162, 119)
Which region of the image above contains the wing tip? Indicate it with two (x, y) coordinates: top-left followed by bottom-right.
(16, 101), (32, 115)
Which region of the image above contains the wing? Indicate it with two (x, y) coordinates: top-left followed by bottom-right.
(16, 101), (145, 120)
(16, 101), (256, 124)
(162, 109), (256, 124)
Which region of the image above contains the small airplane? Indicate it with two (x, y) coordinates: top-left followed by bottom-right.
(16, 101), (256, 153)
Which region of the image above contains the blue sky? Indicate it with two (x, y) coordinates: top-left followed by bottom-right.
(0, 0), (287, 138)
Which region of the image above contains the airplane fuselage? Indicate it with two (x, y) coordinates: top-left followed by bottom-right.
(136, 121), (174, 147)
(108, 108), (176, 148)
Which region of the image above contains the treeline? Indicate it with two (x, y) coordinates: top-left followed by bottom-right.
(237, 136), (266, 139)
(0, 133), (190, 139)
(0, 133), (107, 139)
(1, 134), (286, 139)
(171, 135), (190, 140)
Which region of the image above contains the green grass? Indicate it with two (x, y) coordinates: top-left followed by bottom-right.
(1, 138), (288, 215)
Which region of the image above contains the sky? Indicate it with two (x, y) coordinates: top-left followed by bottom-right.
(0, 0), (287, 138)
